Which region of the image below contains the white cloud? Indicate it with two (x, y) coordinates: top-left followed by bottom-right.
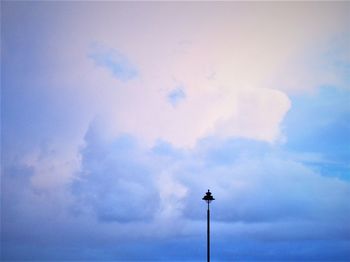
(27, 2), (348, 148)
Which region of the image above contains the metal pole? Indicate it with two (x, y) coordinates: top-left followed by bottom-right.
(207, 202), (210, 262)
(203, 190), (214, 262)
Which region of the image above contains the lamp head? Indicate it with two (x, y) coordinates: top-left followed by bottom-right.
(202, 189), (215, 203)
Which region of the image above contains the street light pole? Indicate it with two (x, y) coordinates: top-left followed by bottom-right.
(207, 201), (210, 262)
(203, 190), (215, 262)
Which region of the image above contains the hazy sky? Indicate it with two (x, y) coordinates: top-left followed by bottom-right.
(1, 1), (350, 261)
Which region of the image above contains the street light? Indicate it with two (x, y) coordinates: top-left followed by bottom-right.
(202, 190), (215, 262)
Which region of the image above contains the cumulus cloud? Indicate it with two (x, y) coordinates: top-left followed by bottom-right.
(182, 152), (350, 228)
(15, 1), (346, 148)
(2, 118), (350, 260)
(69, 119), (350, 240)
(72, 120), (160, 222)
(2, 1), (350, 261)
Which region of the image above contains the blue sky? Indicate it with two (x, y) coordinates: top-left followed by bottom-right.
(1, 2), (350, 261)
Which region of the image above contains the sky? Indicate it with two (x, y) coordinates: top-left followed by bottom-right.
(1, 1), (350, 261)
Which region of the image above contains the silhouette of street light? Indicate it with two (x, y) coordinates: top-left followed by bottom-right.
(202, 190), (215, 262)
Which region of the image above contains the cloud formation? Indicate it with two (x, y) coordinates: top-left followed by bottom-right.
(72, 121), (160, 222)
(2, 1), (350, 261)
